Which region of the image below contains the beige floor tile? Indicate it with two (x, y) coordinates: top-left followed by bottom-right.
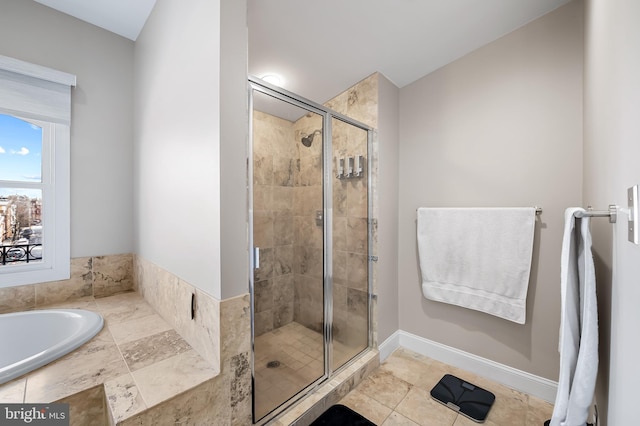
(357, 368), (412, 409)
(340, 388), (393, 425)
(526, 395), (554, 425)
(483, 386), (528, 426)
(453, 414), (500, 426)
(395, 386), (458, 426)
(338, 348), (553, 426)
(392, 347), (435, 365)
(382, 411), (421, 426)
(380, 351), (434, 385)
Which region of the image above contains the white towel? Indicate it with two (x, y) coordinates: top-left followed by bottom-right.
(416, 207), (536, 324)
(550, 208), (598, 426)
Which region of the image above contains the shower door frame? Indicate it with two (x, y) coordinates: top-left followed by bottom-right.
(248, 76), (374, 424)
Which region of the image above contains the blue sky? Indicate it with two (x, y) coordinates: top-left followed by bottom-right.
(0, 114), (42, 183)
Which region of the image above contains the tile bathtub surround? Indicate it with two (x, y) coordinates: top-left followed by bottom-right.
(0, 292), (218, 425)
(133, 255), (221, 369)
(338, 347), (554, 426)
(0, 253), (134, 314)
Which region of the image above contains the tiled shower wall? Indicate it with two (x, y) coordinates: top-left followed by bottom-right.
(326, 74), (378, 349)
(252, 110), (298, 336)
(252, 74), (378, 349)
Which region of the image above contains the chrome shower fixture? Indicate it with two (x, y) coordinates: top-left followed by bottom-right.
(301, 129), (322, 147)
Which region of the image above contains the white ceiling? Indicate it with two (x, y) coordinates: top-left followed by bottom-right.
(34, 0), (156, 41)
(249, 0), (571, 105)
(35, 0), (571, 109)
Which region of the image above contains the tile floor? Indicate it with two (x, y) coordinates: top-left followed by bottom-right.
(254, 322), (364, 420)
(337, 347), (554, 426)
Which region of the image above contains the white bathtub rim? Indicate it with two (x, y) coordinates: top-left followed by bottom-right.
(0, 309), (104, 385)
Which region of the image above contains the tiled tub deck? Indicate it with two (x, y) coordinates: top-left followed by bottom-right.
(0, 292), (218, 425)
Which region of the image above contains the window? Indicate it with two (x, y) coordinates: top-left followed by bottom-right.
(0, 55), (75, 288)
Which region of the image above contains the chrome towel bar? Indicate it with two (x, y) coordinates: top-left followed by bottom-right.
(574, 205), (618, 223)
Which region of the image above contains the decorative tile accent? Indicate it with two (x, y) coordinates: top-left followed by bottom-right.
(119, 329), (192, 371)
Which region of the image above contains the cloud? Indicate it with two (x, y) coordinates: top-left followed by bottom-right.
(22, 174), (41, 181)
(29, 123), (40, 131)
(11, 147), (29, 155)
(0, 146), (5, 154)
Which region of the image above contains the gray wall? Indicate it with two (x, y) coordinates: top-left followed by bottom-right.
(397, 1), (583, 380)
(134, 0), (224, 298)
(219, 0), (249, 299)
(584, 1), (640, 424)
(0, 0), (134, 258)
(134, 0), (248, 300)
(376, 74), (400, 343)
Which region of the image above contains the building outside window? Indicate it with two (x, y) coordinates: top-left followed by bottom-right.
(0, 55), (75, 288)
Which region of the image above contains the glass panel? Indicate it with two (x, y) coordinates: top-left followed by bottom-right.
(1, 189), (43, 266)
(331, 117), (369, 370)
(0, 114), (43, 183)
(252, 89), (325, 421)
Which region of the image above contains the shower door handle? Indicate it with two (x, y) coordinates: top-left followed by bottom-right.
(254, 247), (260, 269)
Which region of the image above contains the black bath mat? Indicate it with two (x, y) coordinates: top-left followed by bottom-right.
(310, 404), (376, 426)
(430, 374), (495, 423)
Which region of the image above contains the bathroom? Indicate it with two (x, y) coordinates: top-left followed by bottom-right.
(1, 0), (639, 425)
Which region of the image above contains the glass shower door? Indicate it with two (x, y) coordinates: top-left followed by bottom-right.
(250, 88), (326, 421)
(330, 117), (370, 370)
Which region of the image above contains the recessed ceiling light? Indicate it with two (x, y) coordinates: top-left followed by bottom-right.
(262, 74), (283, 86)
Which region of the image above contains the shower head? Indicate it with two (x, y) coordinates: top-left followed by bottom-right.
(301, 129), (322, 147)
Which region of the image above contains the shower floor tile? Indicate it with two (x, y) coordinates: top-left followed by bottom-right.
(253, 321), (362, 420)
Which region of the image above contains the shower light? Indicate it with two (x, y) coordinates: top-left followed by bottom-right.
(262, 74), (283, 87)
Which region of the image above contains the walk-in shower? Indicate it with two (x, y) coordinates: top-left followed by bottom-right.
(249, 77), (373, 423)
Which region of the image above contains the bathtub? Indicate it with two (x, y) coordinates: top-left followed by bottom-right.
(0, 309), (104, 385)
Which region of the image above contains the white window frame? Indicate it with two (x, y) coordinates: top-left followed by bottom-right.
(0, 55), (75, 288)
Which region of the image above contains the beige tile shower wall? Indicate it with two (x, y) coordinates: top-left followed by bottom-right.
(253, 111), (297, 336)
(252, 75), (380, 345)
(134, 255), (220, 370)
(0, 254), (133, 314)
(291, 112), (325, 333)
(325, 75), (379, 347)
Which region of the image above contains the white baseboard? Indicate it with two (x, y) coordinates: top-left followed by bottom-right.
(379, 330), (401, 362)
(378, 329), (557, 403)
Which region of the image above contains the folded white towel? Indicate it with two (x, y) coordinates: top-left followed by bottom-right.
(417, 207), (536, 324)
(550, 208), (598, 426)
